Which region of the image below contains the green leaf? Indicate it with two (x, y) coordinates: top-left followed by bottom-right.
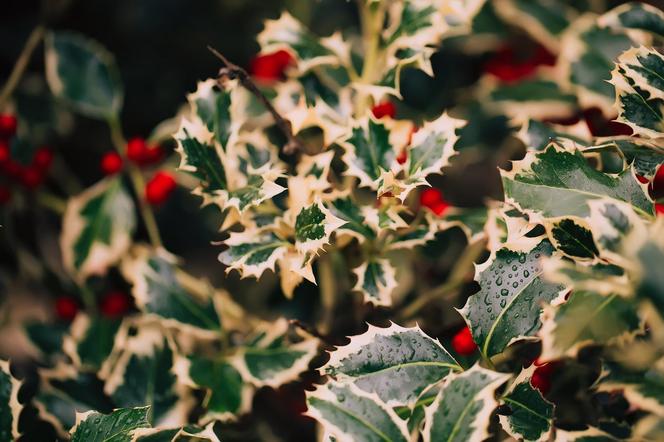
(440, 207), (490, 243)
(294, 201), (346, 254)
(352, 259), (397, 307)
(494, 0), (573, 51)
(45, 32), (122, 119)
(64, 315), (121, 371)
(187, 79), (233, 149)
(597, 363), (664, 418)
(610, 47), (664, 139)
(499, 365), (554, 442)
(517, 119), (591, 152)
(459, 240), (566, 357)
(329, 195), (378, 242)
(422, 364), (509, 442)
(547, 218), (599, 259)
(121, 248), (221, 335)
(70, 406), (150, 442)
(539, 291), (641, 360)
(131, 422), (220, 442)
(502, 145), (652, 220)
(599, 2), (664, 37)
(341, 119), (395, 189)
(219, 230), (289, 279)
(589, 138), (664, 180)
(61, 177), (136, 281)
(637, 227), (664, 314)
(323, 323), (461, 406)
(0, 361), (21, 442)
(101, 322), (189, 426)
(488, 79), (577, 120)
(306, 381), (410, 442)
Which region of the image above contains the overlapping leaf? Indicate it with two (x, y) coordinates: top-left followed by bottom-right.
(70, 406), (150, 442)
(0, 361), (21, 442)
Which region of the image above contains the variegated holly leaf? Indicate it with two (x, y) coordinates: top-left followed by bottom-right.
(637, 222), (664, 314)
(517, 118), (591, 152)
(502, 144), (652, 220)
(70, 406), (150, 442)
(323, 323), (461, 406)
(440, 207), (490, 243)
(63, 314), (121, 371)
(499, 365), (554, 442)
(329, 195), (378, 243)
(121, 247), (221, 336)
(352, 259), (397, 306)
(0, 361), (21, 442)
(45, 32), (123, 119)
(597, 363), (664, 417)
(187, 79), (234, 149)
(378, 113), (463, 201)
(459, 240), (567, 358)
(257, 12), (349, 73)
(386, 213), (439, 251)
(219, 230), (290, 279)
(294, 201), (346, 255)
(305, 380), (410, 442)
(394, 384), (440, 435)
(340, 118), (395, 189)
(383, 1), (447, 54)
(588, 138), (664, 180)
(554, 427), (618, 441)
(546, 218), (599, 260)
(422, 364), (510, 442)
(61, 177), (136, 281)
(131, 422), (220, 442)
(543, 259), (630, 297)
(35, 364), (115, 437)
(100, 322), (190, 426)
(485, 79), (578, 120)
(610, 47), (664, 139)
(493, 0), (574, 52)
(598, 2), (664, 38)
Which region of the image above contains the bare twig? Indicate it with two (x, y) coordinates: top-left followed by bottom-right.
(207, 46), (304, 154)
(0, 25), (46, 110)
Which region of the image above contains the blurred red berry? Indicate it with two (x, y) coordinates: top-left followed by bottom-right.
(431, 200), (450, 216)
(100, 291), (132, 317)
(100, 151), (124, 175)
(2, 160), (22, 179)
(396, 148), (408, 165)
(636, 175), (649, 184)
(0, 114), (17, 138)
(250, 50), (295, 82)
(20, 166), (44, 189)
(126, 137), (147, 163)
(656, 204), (664, 216)
(145, 171), (176, 205)
(32, 147), (54, 171)
(143, 144), (164, 164)
(484, 43), (556, 83)
(55, 296), (79, 321)
(583, 108), (632, 137)
(451, 326), (477, 356)
(0, 186), (10, 204)
(371, 101), (396, 119)
(531, 369), (552, 394)
(0, 141), (9, 164)
(420, 187), (443, 207)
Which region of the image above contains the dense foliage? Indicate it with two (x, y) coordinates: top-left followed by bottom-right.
(1, 0), (664, 441)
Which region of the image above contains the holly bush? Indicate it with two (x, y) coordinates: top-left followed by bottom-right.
(1, 0), (664, 441)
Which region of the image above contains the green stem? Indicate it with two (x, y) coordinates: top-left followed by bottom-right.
(354, 0), (386, 117)
(318, 251), (337, 334)
(108, 117), (163, 249)
(36, 191), (66, 214)
(0, 25), (46, 110)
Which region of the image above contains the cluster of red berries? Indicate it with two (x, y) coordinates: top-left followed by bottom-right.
(54, 290), (132, 321)
(419, 187), (450, 216)
(0, 113), (54, 204)
(451, 326), (477, 356)
(250, 50), (296, 83)
(530, 358), (561, 395)
(100, 137), (176, 206)
(484, 43), (556, 84)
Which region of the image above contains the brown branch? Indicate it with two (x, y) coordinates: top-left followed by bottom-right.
(207, 46), (304, 155)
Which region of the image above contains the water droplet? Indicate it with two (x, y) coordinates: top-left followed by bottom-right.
(500, 289), (509, 296)
(518, 255), (527, 264)
(500, 299), (507, 308)
(512, 282), (518, 288)
(523, 270), (530, 277)
(496, 277), (503, 286)
(511, 265), (517, 271)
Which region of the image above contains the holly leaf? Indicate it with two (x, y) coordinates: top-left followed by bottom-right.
(499, 365), (554, 442)
(100, 321), (190, 426)
(219, 230), (290, 279)
(486, 78), (578, 120)
(131, 422), (220, 442)
(305, 381), (410, 442)
(597, 363), (664, 418)
(323, 323), (461, 406)
(610, 46), (664, 139)
(352, 259), (397, 307)
(121, 247), (222, 336)
(554, 427), (618, 441)
(517, 118), (591, 152)
(329, 195), (379, 243)
(588, 137), (664, 180)
(422, 364), (509, 442)
(70, 407), (150, 442)
(294, 201), (346, 255)
(459, 240), (567, 358)
(501, 144), (652, 220)
(598, 2), (664, 37)
(0, 361), (21, 442)
(340, 118), (395, 189)
(187, 79), (234, 149)
(45, 32), (123, 119)
(63, 314), (121, 371)
(61, 177), (136, 281)
(440, 207), (491, 243)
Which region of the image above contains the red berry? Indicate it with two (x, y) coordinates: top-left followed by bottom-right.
(396, 148), (408, 165)
(636, 175), (649, 184)
(100, 151), (124, 175)
(0, 114), (17, 138)
(431, 200), (450, 216)
(2, 160), (22, 179)
(420, 187), (443, 208)
(0, 141), (9, 164)
(371, 101), (396, 119)
(143, 144), (164, 164)
(20, 166), (44, 189)
(583, 108), (632, 137)
(32, 147), (54, 171)
(451, 326), (477, 356)
(0, 186), (11, 204)
(55, 296), (79, 321)
(145, 171), (176, 205)
(126, 137), (147, 164)
(484, 43), (556, 84)
(531, 370), (551, 394)
(656, 204), (664, 216)
(100, 291), (132, 317)
(250, 50), (295, 82)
